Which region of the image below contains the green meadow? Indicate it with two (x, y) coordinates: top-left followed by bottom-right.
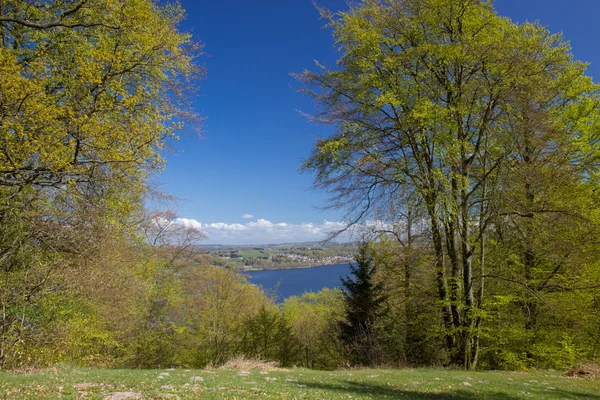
(1, 366), (598, 399)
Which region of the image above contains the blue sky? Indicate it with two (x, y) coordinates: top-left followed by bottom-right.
(160, 0), (600, 244)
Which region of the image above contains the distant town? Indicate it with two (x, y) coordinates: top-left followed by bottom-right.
(198, 242), (356, 270)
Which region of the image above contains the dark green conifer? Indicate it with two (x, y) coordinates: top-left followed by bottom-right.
(340, 243), (387, 366)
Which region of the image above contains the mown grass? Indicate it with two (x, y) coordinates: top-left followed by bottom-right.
(0, 365), (598, 399)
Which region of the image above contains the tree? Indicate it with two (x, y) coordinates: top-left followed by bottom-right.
(1, 0), (201, 191)
(298, 0), (600, 368)
(481, 91), (600, 368)
(282, 289), (345, 369)
(242, 304), (297, 366)
(0, 0), (203, 369)
(182, 266), (269, 367)
(340, 243), (387, 366)
(371, 232), (444, 366)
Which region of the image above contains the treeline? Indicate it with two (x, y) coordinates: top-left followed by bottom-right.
(0, 213), (345, 370)
(5, 223), (598, 371)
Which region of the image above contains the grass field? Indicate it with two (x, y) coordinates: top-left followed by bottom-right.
(239, 250), (268, 259)
(0, 365), (598, 399)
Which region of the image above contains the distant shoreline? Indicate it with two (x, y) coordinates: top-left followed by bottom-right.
(244, 262), (350, 272)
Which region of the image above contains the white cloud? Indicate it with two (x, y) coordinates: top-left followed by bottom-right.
(174, 217), (351, 245)
(242, 213), (254, 219)
(247, 219), (274, 229)
(206, 222), (248, 231)
(175, 217), (202, 230)
(176, 219), (247, 232)
(172, 217), (416, 245)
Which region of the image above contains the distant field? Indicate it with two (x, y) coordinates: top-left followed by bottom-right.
(239, 250), (268, 258)
(0, 365), (598, 399)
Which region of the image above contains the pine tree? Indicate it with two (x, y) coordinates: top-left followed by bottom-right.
(340, 243), (387, 366)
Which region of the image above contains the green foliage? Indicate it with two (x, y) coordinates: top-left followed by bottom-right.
(299, 0), (600, 369)
(282, 289), (346, 369)
(242, 305), (297, 366)
(0, 0), (201, 191)
(371, 238), (447, 367)
(0, 0), (202, 370)
(181, 266), (271, 367)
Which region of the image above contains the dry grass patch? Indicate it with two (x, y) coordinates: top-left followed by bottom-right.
(9, 366), (59, 375)
(218, 356), (283, 372)
(565, 362), (600, 379)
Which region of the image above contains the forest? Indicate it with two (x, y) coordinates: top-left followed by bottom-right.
(1, 0), (600, 373)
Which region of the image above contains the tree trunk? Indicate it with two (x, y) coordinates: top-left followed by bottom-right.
(427, 200), (455, 355)
(403, 211), (413, 363)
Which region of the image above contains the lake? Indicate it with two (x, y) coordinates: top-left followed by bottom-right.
(245, 263), (352, 303)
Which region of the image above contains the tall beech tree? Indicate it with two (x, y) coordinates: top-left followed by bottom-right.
(299, 0), (600, 368)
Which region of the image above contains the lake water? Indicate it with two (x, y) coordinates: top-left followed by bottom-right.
(245, 263), (351, 303)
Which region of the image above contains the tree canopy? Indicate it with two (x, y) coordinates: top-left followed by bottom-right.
(1, 0), (201, 195)
(0, 0), (203, 369)
(299, 0), (600, 368)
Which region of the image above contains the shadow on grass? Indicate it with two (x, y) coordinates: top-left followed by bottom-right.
(294, 379), (525, 399)
(550, 389), (600, 399)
